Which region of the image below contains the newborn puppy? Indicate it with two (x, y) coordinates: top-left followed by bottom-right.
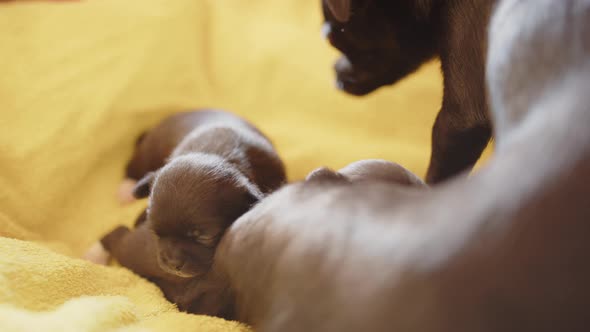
(91, 110), (286, 316)
(322, 0), (495, 183)
(118, 110), (283, 203)
(306, 159), (427, 187)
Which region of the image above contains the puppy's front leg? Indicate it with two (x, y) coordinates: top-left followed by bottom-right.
(426, 106), (491, 184)
(100, 225), (172, 280)
(426, 18), (493, 185)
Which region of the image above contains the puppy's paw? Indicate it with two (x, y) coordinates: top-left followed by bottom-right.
(83, 241), (111, 265)
(118, 178), (138, 204)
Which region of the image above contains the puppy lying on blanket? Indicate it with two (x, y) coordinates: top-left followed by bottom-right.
(144, 159), (427, 319)
(322, 0), (496, 183)
(87, 110), (286, 317)
(118, 110), (285, 203)
(95, 157), (427, 319)
(306, 159), (426, 187)
(210, 0), (590, 330)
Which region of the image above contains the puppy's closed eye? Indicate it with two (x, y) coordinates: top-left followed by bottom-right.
(186, 229), (218, 247)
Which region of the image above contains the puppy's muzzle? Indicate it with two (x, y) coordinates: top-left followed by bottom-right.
(334, 55), (395, 96)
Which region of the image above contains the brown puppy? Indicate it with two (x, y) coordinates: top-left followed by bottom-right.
(118, 110), (283, 203)
(211, 0), (590, 330)
(306, 159), (427, 187)
(322, 0), (496, 183)
(91, 110), (286, 317)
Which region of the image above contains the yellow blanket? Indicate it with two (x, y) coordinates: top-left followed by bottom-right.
(0, 0), (490, 331)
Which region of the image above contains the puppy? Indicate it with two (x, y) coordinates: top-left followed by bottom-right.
(305, 159), (427, 187)
(159, 159), (427, 321)
(118, 110), (284, 203)
(210, 0), (590, 330)
(89, 110), (286, 317)
(322, 0), (496, 183)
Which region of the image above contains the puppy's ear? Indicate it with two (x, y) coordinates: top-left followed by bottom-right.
(224, 188), (262, 224)
(133, 172), (156, 198)
(326, 0), (351, 22)
(305, 167), (348, 183)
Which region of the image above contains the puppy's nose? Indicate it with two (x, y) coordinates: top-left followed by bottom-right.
(321, 22), (332, 40)
(161, 252), (183, 270)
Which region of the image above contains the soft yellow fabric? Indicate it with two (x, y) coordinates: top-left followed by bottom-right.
(0, 0), (490, 331)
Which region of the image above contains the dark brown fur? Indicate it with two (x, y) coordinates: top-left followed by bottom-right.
(209, 0), (590, 330)
(100, 110), (286, 317)
(322, 0), (496, 183)
(125, 110), (284, 194)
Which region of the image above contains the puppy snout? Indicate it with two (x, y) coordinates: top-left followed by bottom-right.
(161, 251), (184, 271)
(334, 56), (375, 82)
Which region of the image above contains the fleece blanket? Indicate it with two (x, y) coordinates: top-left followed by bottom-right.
(0, 0), (491, 331)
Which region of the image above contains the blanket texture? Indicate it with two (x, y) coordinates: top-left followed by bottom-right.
(0, 0), (490, 331)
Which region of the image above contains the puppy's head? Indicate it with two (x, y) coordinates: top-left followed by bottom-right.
(307, 159), (427, 188)
(135, 153), (262, 278)
(305, 166), (348, 183)
(338, 159), (427, 187)
(322, 0), (436, 96)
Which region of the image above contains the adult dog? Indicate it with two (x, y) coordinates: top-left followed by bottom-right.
(215, 0), (590, 330)
(322, 0), (496, 183)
